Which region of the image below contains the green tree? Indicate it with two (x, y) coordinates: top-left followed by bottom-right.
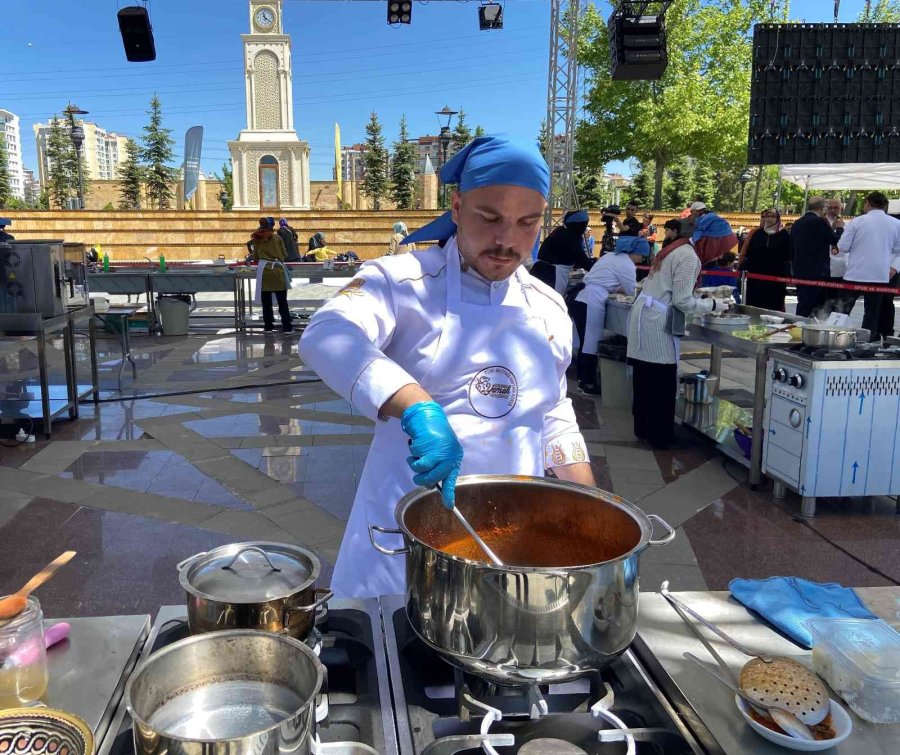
(46, 115), (75, 209)
(627, 161), (654, 208)
(391, 115), (418, 211)
(0, 137), (11, 208)
(451, 108), (473, 152)
(664, 159), (693, 210)
(118, 138), (144, 210)
(213, 160), (234, 210)
(141, 95), (177, 209)
(474, 125), (486, 138)
(574, 170), (610, 209)
(537, 119), (551, 162)
(859, 0), (900, 21)
(361, 111), (390, 210)
(577, 0), (789, 209)
(692, 160), (718, 205)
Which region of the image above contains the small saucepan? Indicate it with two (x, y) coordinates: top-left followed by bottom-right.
(801, 324), (857, 349)
(177, 542), (332, 640)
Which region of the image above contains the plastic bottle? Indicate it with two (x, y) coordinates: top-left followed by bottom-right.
(159, 253), (167, 273)
(102, 251), (110, 272)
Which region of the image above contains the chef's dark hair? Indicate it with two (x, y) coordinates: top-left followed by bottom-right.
(663, 218), (684, 235)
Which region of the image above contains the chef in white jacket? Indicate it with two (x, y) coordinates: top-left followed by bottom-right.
(298, 135), (594, 598)
(571, 236), (649, 394)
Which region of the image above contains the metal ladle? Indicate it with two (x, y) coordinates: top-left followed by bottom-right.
(436, 481), (503, 566)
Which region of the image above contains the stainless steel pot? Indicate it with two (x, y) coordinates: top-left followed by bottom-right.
(680, 371), (718, 404)
(369, 475), (675, 685)
(801, 324), (857, 349)
(125, 629), (324, 755)
(177, 542), (332, 639)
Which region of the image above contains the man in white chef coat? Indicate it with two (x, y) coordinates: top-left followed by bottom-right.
(298, 135), (595, 598)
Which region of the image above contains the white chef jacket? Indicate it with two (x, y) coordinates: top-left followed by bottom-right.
(578, 252), (637, 297)
(837, 209), (900, 283)
(298, 242), (588, 466)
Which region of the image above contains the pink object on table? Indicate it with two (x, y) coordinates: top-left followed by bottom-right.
(3, 622), (70, 668)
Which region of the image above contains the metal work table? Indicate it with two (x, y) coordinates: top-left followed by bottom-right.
(0, 306), (99, 436)
(45, 615), (150, 747)
(93, 305), (142, 389)
(634, 588), (900, 754)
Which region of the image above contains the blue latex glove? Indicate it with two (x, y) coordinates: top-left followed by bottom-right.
(400, 401), (463, 509)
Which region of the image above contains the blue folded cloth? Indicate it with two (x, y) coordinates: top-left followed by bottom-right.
(729, 576), (878, 649)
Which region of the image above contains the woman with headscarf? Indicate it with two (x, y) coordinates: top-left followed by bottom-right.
(305, 232), (338, 262)
(736, 208), (792, 312)
(530, 209), (595, 295)
(388, 222), (416, 255)
(250, 217), (293, 332)
(278, 218), (301, 262)
(626, 219), (732, 449)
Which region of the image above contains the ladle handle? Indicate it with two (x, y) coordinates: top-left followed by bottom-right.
(451, 505), (504, 567)
(17, 551), (77, 598)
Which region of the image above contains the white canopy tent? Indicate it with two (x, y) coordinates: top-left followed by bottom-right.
(780, 163), (900, 190)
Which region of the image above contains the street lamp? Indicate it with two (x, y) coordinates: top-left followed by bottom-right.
(739, 168), (754, 212)
(435, 105), (458, 207)
(64, 103), (89, 210)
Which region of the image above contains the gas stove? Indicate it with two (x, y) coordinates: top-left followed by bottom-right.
(99, 601), (397, 755)
(777, 343), (900, 363)
(380, 595), (701, 755)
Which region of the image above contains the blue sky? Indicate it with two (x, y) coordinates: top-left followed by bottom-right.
(4, 0), (873, 182)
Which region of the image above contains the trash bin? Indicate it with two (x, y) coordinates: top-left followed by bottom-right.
(597, 337), (632, 410)
(157, 295), (191, 336)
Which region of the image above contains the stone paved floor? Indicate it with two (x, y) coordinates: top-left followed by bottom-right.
(1, 285), (898, 618)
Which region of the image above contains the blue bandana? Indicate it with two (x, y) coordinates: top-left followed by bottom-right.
(403, 135), (549, 245)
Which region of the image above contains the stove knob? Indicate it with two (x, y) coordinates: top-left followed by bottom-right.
(789, 373), (804, 388)
(789, 409), (802, 428)
(772, 368), (788, 382)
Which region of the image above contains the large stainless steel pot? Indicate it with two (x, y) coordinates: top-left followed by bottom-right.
(369, 475), (675, 685)
(125, 630), (324, 755)
(177, 542), (332, 639)
(801, 324), (857, 349)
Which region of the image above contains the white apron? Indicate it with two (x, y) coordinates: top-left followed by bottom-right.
(633, 293), (681, 362)
(330, 249), (561, 598)
(254, 260), (291, 303)
(553, 264), (573, 296)
(574, 285), (610, 356)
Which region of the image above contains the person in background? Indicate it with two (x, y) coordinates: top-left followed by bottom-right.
(278, 218), (301, 263)
(388, 222), (416, 255)
(250, 217), (293, 333)
(530, 209), (594, 295)
(791, 196), (843, 317)
(639, 213), (658, 252)
(0, 219), (13, 242)
(627, 219), (731, 449)
(737, 208), (792, 312)
(246, 217), (268, 257)
(690, 202), (739, 266)
(838, 191), (900, 340)
(305, 232), (338, 261)
(820, 198), (850, 314)
(584, 226), (596, 257)
(619, 201), (643, 237)
(571, 236), (649, 395)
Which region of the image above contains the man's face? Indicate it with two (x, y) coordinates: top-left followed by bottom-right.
(825, 201), (842, 218)
(452, 185), (546, 281)
(626, 204), (637, 218)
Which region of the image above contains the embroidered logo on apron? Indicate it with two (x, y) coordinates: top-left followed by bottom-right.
(468, 365), (518, 418)
(337, 279), (366, 298)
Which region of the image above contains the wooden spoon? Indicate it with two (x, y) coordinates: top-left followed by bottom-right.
(0, 551), (77, 619)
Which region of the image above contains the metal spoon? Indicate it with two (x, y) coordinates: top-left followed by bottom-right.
(0, 551), (77, 619)
(683, 652), (815, 741)
(435, 481), (503, 566)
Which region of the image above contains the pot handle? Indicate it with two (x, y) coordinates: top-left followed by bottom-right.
(285, 588), (334, 616)
(176, 551), (205, 572)
(222, 545), (281, 572)
(646, 514), (676, 547)
(368, 525), (409, 556)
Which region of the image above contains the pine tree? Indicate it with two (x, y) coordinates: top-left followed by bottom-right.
(391, 115), (418, 211)
(361, 111), (390, 211)
(664, 159), (693, 210)
(474, 125), (486, 138)
(118, 138), (144, 210)
(0, 137), (11, 208)
(451, 109), (473, 152)
(46, 115), (75, 210)
(628, 161), (654, 208)
(141, 95), (177, 209)
(215, 160), (234, 210)
(537, 120), (551, 162)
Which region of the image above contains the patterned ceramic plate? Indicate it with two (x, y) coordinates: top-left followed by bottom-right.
(0, 709), (93, 755)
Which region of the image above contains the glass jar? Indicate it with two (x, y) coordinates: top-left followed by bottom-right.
(0, 596), (49, 707)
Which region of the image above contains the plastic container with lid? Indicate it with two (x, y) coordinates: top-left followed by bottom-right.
(0, 595), (49, 707)
(807, 617), (900, 723)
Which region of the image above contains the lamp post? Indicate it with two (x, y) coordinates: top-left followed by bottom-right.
(435, 105), (458, 208)
(739, 168), (753, 212)
(65, 103), (89, 210)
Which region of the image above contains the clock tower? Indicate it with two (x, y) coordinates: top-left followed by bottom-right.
(228, 0), (310, 211)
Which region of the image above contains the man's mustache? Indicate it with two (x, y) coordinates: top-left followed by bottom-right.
(482, 247), (519, 259)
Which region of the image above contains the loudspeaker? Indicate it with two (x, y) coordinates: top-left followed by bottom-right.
(748, 23), (900, 164)
(608, 13), (668, 80)
(118, 7), (156, 62)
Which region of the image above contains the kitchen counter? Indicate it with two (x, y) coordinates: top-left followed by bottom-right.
(634, 588), (900, 754)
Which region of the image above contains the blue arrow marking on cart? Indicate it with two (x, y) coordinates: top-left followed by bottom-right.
(800, 484), (806, 494)
(858, 393), (866, 414)
(806, 416), (811, 438)
(769, 428), (776, 436)
(851, 461), (859, 484)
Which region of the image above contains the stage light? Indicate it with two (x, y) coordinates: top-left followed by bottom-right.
(387, 1), (412, 25)
(479, 2), (503, 31)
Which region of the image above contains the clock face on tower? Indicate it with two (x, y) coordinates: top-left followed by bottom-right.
(254, 6), (276, 31)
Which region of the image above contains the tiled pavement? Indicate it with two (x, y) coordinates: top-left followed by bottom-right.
(1, 316), (898, 619)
